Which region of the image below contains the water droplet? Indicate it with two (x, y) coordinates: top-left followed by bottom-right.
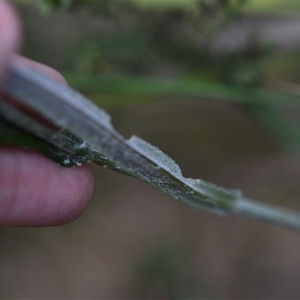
(64, 159), (70, 165)
(77, 142), (86, 149)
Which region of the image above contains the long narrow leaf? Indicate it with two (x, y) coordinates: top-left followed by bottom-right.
(64, 73), (300, 108)
(2, 65), (300, 232)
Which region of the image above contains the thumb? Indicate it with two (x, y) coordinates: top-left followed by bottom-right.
(0, 1), (21, 82)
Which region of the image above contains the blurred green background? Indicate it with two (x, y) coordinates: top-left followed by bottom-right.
(3, 0), (300, 298)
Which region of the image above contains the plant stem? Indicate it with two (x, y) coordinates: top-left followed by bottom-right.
(234, 197), (300, 232)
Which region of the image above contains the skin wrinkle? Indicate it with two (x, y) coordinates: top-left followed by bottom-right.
(0, 150), (47, 224)
(49, 173), (94, 225)
(0, 149), (18, 219)
(48, 165), (76, 221)
(0, 148), (95, 226)
(54, 170), (91, 224)
(44, 158), (79, 223)
(23, 154), (52, 223)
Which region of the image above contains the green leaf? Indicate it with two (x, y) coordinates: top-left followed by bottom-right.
(63, 73), (300, 108)
(2, 64), (300, 233)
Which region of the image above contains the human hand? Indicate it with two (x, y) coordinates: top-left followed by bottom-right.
(0, 1), (95, 227)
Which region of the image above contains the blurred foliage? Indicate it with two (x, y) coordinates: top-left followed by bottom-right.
(41, 0), (262, 84)
(135, 243), (203, 298)
(34, 0), (300, 161)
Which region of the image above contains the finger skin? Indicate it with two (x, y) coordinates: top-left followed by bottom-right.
(0, 148), (95, 227)
(0, 3), (96, 227)
(0, 1), (21, 81)
(13, 55), (67, 84)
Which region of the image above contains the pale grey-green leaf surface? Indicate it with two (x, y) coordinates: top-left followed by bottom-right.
(2, 64), (300, 233)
